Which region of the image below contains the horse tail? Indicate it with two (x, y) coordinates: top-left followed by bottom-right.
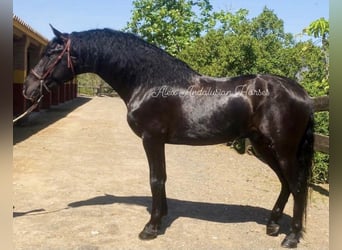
(297, 110), (315, 224)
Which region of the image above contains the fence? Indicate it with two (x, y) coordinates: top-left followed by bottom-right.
(78, 86), (118, 97)
(312, 95), (329, 154)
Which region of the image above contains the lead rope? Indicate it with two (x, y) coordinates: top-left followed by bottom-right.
(13, 94), (44, 123)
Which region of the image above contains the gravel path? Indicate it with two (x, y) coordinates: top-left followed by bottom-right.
(13, 96), (329, 249)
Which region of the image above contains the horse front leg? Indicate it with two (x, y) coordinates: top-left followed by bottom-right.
(139, 133), (168, 240)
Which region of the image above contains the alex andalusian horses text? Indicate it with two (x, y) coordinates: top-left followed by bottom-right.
(23, 26), (314, 248)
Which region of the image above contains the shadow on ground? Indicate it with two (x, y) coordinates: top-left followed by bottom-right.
(14, 194), (292, 236)
(13, 96), (92, 145)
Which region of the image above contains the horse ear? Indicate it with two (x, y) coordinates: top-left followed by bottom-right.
(49, 24), (69, 41)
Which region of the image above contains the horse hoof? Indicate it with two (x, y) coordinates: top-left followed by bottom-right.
(138, 224), (158, 240)
(281, 233), (299, 248)
(139, 231), (157, 240)
(266, 223), (280, 236)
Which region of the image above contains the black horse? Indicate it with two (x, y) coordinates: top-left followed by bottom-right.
(23, 26), (314, 248)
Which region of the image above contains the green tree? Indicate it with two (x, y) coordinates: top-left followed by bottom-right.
(303, 17), (329, 92)
(251, 6), (286, 40)
(126, 0), (213, 55)
(303, 17), (329, 45)
(211, 8), (250, 34)
(179, 8), (297, 77)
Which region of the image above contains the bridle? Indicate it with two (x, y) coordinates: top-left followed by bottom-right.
(30, 38), (75, 94)
(14, 38), (75, 123)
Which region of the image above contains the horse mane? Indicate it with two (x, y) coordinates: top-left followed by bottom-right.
(69, 28), (200, 87)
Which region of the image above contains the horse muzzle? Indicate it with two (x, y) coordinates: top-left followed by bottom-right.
(22, 81), (42, 102)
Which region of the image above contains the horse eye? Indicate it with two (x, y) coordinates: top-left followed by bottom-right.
(55, 44), (64, 50)
(47, 44), (64, 55)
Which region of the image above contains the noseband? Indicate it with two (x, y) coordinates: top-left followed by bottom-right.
(30, 38), (75, 93)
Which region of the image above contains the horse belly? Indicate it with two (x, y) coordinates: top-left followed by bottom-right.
(167, 132), (236, 145)
(168, 119), (247, 145)
(168, 95), (252, 145)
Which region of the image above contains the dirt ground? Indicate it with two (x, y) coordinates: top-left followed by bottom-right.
(13, 96), (329, 250)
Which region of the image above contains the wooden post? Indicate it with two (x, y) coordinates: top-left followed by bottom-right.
(312, 96), (329, 112)
(314, 134), (329, 154)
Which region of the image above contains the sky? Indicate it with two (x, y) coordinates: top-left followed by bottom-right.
(13, 0), (328, 41)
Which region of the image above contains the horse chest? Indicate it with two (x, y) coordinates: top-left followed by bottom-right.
(126, 93), (174, 138)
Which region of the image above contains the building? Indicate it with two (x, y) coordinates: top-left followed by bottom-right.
(13, 15), (77, 117)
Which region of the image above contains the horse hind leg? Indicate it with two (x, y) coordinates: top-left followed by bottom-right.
(278, 148), (313, 248)
(249, 107), (313, 248)
(251, 132), (311, 248)
(276, 156), (309, 248)
(280, 114), (314, 248)
(249, 134), (291, 237)
(259, 143), (312, 248)
(267, 180), (290, 236)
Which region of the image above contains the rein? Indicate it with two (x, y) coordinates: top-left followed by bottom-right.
(13, 38), (75, 123)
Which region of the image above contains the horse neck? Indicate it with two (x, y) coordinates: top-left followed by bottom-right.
(71, 31), (199, 103)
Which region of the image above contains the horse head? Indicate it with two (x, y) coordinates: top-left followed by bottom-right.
(23, 25), (76, 102)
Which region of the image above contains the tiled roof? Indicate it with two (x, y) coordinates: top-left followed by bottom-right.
(13, 14), (49, 44)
